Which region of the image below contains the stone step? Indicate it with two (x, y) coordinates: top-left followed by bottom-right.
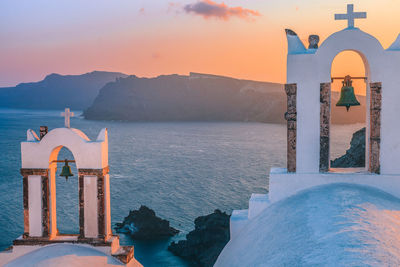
(230, 209), (249, 239)
(248, 193), (270, 220)
(112, 245), (134, 264)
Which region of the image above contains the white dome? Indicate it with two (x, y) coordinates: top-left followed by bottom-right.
(216, 183), (400, 266)
(5, 244), (124, 267)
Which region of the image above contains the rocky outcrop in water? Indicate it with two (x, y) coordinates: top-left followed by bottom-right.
(331, 127), (365, 168)
(115, 205), (179, 240)
(168, 209), (230, 267)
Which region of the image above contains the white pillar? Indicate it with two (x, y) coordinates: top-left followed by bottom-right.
(84, 175), (98, 238)
(28, 175), (42, 237)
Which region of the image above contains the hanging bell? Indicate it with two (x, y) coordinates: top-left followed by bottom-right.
(60, 159), (74, 181)
(336, 75), (360, 111)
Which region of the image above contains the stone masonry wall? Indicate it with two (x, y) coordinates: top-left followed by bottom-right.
(320, 83), (331, 172)
(285, 84), (297, 172)
(369, 82), (381, 174)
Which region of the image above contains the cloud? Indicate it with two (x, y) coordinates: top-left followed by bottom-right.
(183, 0), (260, 21)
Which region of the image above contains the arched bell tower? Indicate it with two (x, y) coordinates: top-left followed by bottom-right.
(20, 127), (111, 241)
(229, 4), (400, 242)
(270, 3), (400, 202)
(5, 109), (139, 265)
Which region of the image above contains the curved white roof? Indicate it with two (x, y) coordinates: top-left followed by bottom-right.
(5, 244), (124, 267)
(216, 183), (400, 266)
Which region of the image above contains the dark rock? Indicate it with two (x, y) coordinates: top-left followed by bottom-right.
(168, 209), (230, 267)
(115, 205), (179, 240)
(331, 127), (365, 168)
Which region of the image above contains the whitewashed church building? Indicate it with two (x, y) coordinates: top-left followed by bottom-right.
(217, 4), (400, 266)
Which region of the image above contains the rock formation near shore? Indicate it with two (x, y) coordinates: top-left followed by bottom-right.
(331, 127), (366, 168)
(115, 205), (179, 240)
(168, 209), (230, 267)
(84, 72), (366, 124)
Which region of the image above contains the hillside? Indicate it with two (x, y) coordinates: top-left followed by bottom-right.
(0, 71), (127, 110)
(84, 72), (366, 124)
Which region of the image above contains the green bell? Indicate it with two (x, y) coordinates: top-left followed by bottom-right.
(60, 159), (74, 180)
(336, 75), (360, 112)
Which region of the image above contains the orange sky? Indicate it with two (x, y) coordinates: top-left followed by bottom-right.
(1, 0), (400, 88)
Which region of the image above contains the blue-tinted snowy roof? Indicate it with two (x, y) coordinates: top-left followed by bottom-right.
(216, 183), (400, 266)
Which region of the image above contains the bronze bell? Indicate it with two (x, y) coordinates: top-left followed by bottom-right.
(336, 75), (360, 111)
(60, 159), (74, 180)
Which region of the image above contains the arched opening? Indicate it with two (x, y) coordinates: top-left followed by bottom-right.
(48, 146), (79, 237)
(329, 50), (368, 170)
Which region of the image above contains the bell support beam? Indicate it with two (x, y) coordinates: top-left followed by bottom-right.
(331, 76), (367, 82)
(320, 83), (331, 172)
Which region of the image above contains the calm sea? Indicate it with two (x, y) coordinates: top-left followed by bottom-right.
(0, 108), (363, 266)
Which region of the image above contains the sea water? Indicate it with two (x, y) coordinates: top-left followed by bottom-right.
(0, 108), (363, 266)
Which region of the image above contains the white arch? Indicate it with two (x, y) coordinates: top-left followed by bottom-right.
(21, 128), (108, 169)
(315, 28), (384, 82)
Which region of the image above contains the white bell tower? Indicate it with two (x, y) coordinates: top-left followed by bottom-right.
(20, 126), (111, 240)
(0, 110), (141, 266)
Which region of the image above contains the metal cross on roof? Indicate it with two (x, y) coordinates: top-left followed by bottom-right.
(335, 4), (367, 28)
(61, 108), (74, 128)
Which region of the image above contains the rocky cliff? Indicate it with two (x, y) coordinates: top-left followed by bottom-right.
(331, 127), (366, 168)
(0, 71), (127, 109)
(84, 73), (366, 124)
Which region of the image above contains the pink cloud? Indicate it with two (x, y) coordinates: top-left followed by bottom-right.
(183, 0), (260, 21)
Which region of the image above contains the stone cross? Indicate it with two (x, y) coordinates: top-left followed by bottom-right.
(61, 108), (74, 128)
(335, 4), (366, 28)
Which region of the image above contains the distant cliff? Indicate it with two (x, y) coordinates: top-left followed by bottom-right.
(0, 71), (127, 110)
(84, 73), (366, 124)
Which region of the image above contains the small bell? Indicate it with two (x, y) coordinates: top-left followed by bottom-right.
(336, 75), (360, 111)
(60, 159), (74, 181)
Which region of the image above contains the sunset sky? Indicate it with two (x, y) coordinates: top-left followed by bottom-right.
(1, 0), (400, 90)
